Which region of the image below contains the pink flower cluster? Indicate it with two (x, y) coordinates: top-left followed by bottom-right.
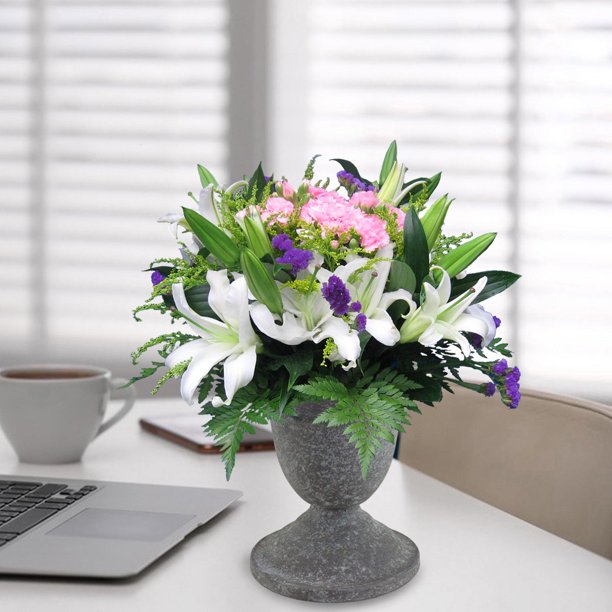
(260, 183), (405, 252)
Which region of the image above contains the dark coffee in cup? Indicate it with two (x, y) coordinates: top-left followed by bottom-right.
(1, 368), (99, 380)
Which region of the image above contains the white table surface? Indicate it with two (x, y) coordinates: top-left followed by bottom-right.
(0, 398), (610, 612)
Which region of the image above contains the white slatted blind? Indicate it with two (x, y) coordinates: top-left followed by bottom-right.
(519, 1), (612, 395)
(306, 0), (612, 399)
(0, 0), (229, 366)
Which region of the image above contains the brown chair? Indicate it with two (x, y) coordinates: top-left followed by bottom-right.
(398, 386), (612, 559)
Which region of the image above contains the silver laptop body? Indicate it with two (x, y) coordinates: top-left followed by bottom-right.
(0, 474), (241, 578)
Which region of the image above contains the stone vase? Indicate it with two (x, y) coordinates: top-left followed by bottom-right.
(250, 401), (420, 602)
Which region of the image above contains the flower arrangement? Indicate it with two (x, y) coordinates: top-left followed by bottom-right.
(131, 142), (521, 478)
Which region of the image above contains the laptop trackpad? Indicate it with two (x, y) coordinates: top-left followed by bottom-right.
(48, 508), (195, 542)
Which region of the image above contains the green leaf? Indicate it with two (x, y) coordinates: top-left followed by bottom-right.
(388, 260), (417, 294)
(379, 140), (397, 186)
(246, 162), (266, 200)
(420, 194), (452, 250)
(197, 164), (218, 189)
(436, 232), (496, 278)
(282, 351), (313, 388)
(450, 270), (521, 303)
(331, 158), (361, 178)
(123, 362), (165, 387)
(293, 377), (348, 401)
(203, 386), (271, 479)
(182, 207), (240, 268)
(184, 284), (217, 318)
(402, 208), (430, 291)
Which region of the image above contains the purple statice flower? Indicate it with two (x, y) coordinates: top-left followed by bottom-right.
(321, 274), (352, 316)
(493, 315), (502, 328)
(489, 361), (521, 408)
(276, 248), (313, 274)
(337, 170), (375, 193)
(483, 382), (496, 397)
(492, 359), (508, 375)
(356, 313), (367, 332)
(271, 233), (293, 252)
(504, 366), (521, 408)
(350, 301), (362, 312)
(151, 270), (165, 286)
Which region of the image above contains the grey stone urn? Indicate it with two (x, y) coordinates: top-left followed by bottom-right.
(250, 401), (419, 602)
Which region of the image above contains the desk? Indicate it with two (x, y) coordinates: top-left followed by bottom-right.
(0, 398), (610, 611)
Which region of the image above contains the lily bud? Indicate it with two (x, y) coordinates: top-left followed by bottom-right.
(240, 248), (283, 316)
(377, 161), (406, 203)
(437, 233), (496, 278)
(182, 207), (240, 268)
(236, 206), (273, 259)
(420, 195), (452, 250)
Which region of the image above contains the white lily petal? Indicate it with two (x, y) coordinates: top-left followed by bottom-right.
(434, 321), (472, 357)
(250, 303), (313, 345)
(431, 266), (452, 305)
(179, 343), (236, 405)
(365, 309), (401, 346)
(171, 283), (229, 338)
(421, 281), (442, 318)
(158, 213), (183, 224)
(458, 306), (496, 345)
(418, 324), (443, 347)
(438, 275), (487, 323)
(465, 304), (497, 345)
(165, 338), (209, 369)
(223, 344), (257, 402)
(206, 270), (232, 324)
(319, 317), (361, 365)
(197, 185), (219, 224)
(377, 288), (416, 312)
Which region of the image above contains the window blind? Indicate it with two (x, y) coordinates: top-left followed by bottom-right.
(306, 0), (612, 399)
(0, 0), (229, 367)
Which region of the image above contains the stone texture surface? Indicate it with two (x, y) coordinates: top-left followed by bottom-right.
(250, 401), (420, 603)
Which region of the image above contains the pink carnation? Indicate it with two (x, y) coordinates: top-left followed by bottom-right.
(300, 196), (361, 235)
(349, 191), (380, 209)
(389, 205), (406, 228)
(261, 196), (294, 225)
(354, 214), (390, 252)
(307, 184), (327, 198)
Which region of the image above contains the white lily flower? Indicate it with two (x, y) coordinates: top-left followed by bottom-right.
(157, 181), (247, 251)
(399, 267), (488, 356)
(250, 287), (360, 369)
(465, 304), (497, 347)
(166, 270), (261, 405)
(317, 245), (415, 346)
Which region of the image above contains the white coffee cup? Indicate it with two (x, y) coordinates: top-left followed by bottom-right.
(0, 364), (136, 464)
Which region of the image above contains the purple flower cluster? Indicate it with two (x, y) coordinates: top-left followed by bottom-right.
(271, 233), (293, 251)
(483, 382), (496, 397)
(272, 233), (313, 274)
(488, 359), (521, 408)
(151, 270), (165, 286)
(356, 313), (367, 332)
(321, 275), (352, 316)
(337, 170), (375, 193)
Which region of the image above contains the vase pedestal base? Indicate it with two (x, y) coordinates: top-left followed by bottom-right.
(250, 505), (419, 603)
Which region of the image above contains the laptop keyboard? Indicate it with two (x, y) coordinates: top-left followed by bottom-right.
(0, 480), (97, 546)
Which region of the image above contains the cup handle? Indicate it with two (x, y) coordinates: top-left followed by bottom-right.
(96, 378), (136, 437)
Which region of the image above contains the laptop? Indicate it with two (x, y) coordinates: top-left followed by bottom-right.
(0, 474), (241, 578)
